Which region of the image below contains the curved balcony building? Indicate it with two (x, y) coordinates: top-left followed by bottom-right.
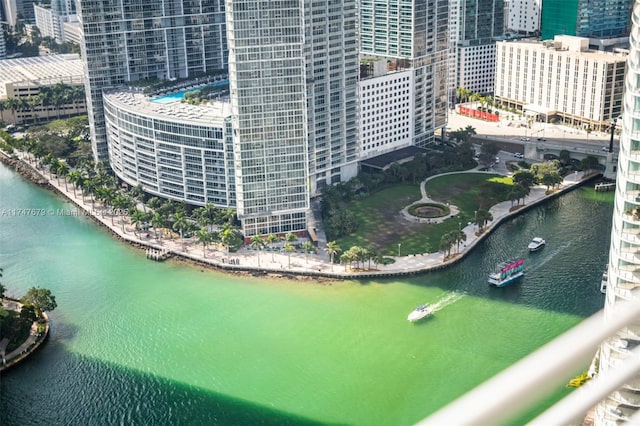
(596, 1), (640, 423)
(103, 87), (235, 208)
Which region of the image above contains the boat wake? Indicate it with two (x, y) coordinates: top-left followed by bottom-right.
(429, 291), (466, 314)
(526, 243), (569, 272)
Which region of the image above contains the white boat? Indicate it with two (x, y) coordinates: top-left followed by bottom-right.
(407, 305), (433, 322)
(527, 237), (546, 252)
(488, 259), (525, 287)
(601, 266), (608, 294)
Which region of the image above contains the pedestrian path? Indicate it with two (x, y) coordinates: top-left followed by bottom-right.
(6, 150), (593, 279)
(0, 299), (49, 371)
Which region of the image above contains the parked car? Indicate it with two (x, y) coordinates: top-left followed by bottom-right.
(514, 152), (524, 159)
(520, 137), (530, 141)
(602, 146), (610, 152)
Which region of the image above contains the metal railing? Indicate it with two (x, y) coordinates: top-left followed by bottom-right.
(418, 301), (640, 426)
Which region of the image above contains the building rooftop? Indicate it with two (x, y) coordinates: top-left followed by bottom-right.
(498, 36), (628, 63)
(0, 54), (84, 98)
(103, 88), (232, 126)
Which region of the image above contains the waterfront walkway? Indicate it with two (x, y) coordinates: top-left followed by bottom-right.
(5, 150), (593, 279)
(0, 299), (49, 372)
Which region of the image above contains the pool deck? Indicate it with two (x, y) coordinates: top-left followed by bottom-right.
(103, 86), (231, 125)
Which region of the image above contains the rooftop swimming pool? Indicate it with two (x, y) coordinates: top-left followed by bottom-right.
(150, 80), (229, 104)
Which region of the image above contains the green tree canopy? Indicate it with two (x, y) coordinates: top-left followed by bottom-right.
(22, 287), (57, 315)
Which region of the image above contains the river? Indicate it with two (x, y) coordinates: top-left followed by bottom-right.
(0, 162), (613, 425)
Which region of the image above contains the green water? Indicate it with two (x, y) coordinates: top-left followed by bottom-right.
(0, 163), (613, 425)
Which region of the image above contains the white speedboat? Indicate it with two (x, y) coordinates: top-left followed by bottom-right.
(407, 305), (433, 322)
(488, 259), (525, 287)
(601, 266), (608, 294)
(527, 237), (546, 252)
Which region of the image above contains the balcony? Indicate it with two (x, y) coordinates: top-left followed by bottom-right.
(418, 302), (640, 425)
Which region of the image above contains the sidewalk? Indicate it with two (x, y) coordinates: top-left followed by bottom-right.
(5, 150), (593, 279)
(446, 108), (610, 146)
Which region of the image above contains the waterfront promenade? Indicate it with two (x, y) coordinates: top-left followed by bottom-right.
(1, 148), (595, 279)
(0, 299), (49, 372)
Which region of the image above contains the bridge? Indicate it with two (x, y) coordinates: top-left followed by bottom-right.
(471, 136), (618, 180)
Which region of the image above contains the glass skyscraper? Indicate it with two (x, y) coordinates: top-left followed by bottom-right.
(359, 0), (449, 147)
(80, 0), (359, 235)
(541, 0), (632, 41)
(449, 0), (504, 96)
(78, 0), (228, 161)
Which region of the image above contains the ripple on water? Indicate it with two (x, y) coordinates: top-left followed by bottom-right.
(0, 163), (613, 425)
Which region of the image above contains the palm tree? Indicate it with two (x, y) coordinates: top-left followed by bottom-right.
(147, 196), (162, 213)
(266, 233), (280, 261)
(250, 234), (265, 267)
(220, 226), (237, 255)
(150, 212), (164, 241)
(464, 125), (477, 140)
(196, 202), (218, 229)
(82, 179), (96, 205)
(112, 194), (133, 232)
(130, 184), (147, 213)
(130, 209), (147, 237)
(366, 245), (380, 270)
(512, 183), (528, 206)
(195, 227), (213, 257)
(172, 212), (189, 250)
(283, 243), (296, 268)
(42, 153), (55, 177)
(440, 233), (455, 259)
(98, 187), (117, 224)
(217, 207), (236, 226)
(325, 241), (341, 272)
(67, 170), (83, 197)
(340, 250), (356, 272)
(302, 241), (316, 263)
(469, 92), (481, 106)
(453, 229), (467, 253)
(475, 209), (494, 233)
(56, 161), (69, 190)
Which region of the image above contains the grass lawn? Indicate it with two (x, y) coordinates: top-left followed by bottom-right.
(335, 173), (513, 257)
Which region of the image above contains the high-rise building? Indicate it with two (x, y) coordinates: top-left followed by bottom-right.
(304, 0), (359, 194)
(77, 0), (228, 161)
(34, 0), (77, 44)
(0, 0), (35, 26)
(359, 0), (449, 150)
(506, 0), (541, 35)
(494, 36), (626, 132)
(226, 0), (359, 235)
(449, 0), (505, 95)
(596, 1), (640, 422)
(225, 0), (309, 235)
(80, 0), (359, 235)
(541, 0), (632, 43)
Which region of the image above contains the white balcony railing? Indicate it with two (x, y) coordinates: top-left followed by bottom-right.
(418, 301), (640, 426)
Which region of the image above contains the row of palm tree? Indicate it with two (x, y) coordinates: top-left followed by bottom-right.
(24, 145), (323, 265)
(439, 229), (467, 259)
(339, 245), (382, 271)
(455, 87), (494, 110)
